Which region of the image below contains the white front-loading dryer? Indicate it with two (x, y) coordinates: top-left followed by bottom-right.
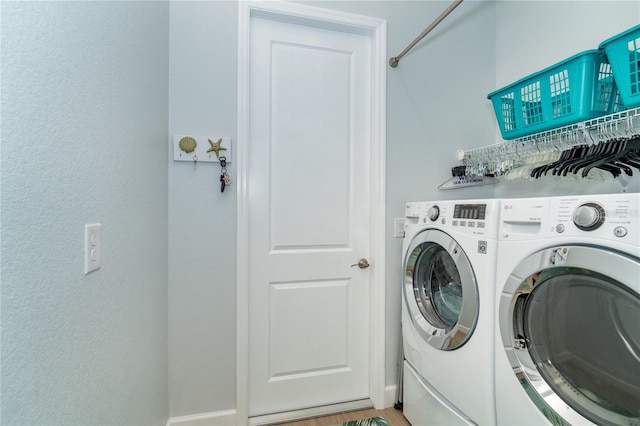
(402, 199), (500, 426)
(495, 193), (640, 426)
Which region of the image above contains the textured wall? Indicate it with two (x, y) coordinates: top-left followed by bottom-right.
(168, 0), (239, 416)
(1, 2), (169, 424)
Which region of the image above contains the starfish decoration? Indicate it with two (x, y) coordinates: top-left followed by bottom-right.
(207, 138), (227, 158)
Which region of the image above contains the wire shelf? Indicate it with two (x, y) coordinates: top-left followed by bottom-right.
(460, 106), (640, 177)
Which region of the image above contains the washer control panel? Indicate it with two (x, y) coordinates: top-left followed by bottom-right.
(405, 199), (500, 239)
(450, 203), (488, 229)
(427, 205), (440, 222)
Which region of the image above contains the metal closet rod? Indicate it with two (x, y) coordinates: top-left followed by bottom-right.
(389, 0), (464, 68)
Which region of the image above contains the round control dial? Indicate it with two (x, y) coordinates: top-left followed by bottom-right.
(573, 202), (605, 231)
(427, 205), (440, 222)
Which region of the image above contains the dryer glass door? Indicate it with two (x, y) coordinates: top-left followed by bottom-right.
(521, 271), (640, 426)
(501, 246), (640, 426)
(404, 229), (478, 351)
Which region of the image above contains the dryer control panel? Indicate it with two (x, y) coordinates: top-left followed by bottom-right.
(548, 193), (639, 244)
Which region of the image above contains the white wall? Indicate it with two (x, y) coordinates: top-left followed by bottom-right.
(1, 2), (169, 424)
(167, 0), (496, 418)
(168, 0), (239, 416)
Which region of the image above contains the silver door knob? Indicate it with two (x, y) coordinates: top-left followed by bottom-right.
(351, 258), (370, 269)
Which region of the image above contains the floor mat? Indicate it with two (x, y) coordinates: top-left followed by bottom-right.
(331, 416), (390, 426)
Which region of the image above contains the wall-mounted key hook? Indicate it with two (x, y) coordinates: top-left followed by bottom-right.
(172, 135), (232, 164)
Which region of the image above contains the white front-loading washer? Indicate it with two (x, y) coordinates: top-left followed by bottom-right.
(402, 199), (500, 426)
(495, 193), (640, 426)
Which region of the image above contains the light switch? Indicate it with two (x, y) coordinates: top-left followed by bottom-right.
(394, 218), (405, 238)
(84, 223), (101, 274)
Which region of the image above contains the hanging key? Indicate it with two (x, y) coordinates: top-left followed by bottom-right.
(219, 156), (229, 193)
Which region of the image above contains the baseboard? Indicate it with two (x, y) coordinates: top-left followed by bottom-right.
(166, 409), (236, 426)
(385, 384), (398, 408)
(165, 388), (397, 426)
(249, 400), (372, 426)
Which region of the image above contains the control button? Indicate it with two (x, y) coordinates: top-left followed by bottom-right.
(477, 222), (485, 228)
(468, 222), (475, 228)
(614, 226), (628, 238)
(427, 206), (440, 222)
(573, 203), (605, 231)
(459, 221), (466, 227)
(441, 218), (446, 225)
(555, 224), (565, 233)
(452, 220), (458, 226)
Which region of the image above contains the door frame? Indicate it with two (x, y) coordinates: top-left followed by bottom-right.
(236, 1), (387, 424)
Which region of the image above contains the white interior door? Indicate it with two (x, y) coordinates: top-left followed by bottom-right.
(247, 14), (373, 418)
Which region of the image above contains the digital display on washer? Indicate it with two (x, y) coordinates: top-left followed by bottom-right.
(454, 204), (486, 220)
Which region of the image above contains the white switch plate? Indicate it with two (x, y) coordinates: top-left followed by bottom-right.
(394, 218), (405, 238)
(84, 223), (101, 275)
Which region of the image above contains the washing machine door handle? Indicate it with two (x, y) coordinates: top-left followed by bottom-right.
(351, 258), (370, 269)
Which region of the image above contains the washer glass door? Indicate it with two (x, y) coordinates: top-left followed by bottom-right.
(404, 229), (478, 351)
(502, 246), (640, 426)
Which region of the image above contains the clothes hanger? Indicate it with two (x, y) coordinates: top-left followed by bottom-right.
(557, 144), (603, 176)
(620, 149), (640, 168)
(580, 139), (628, 178)
(606, 138), (640, 173)
(548, 145), (589, 177)
(529, 145), (581, 178)
(565, 140), (617, 176)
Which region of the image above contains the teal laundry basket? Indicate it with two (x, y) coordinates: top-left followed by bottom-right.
(488, 50), (618, 140)
(599, 24), (640, 109)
